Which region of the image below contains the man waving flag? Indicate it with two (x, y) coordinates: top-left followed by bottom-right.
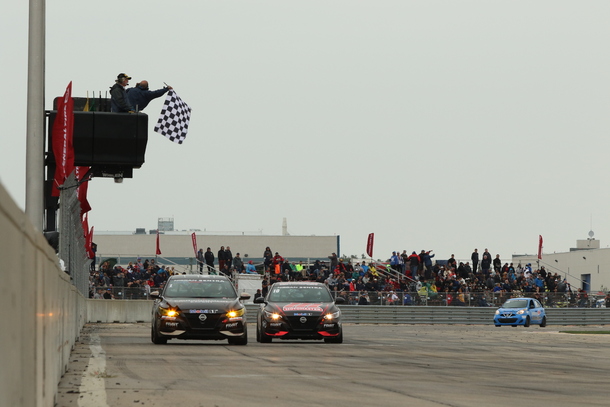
(154, 89), (192, 144)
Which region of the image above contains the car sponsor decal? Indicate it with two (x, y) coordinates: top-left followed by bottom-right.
(189, 309), (219, 314)
(282, 303), (323, 312)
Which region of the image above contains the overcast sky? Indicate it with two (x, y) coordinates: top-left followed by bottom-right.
(2, 1), (610, 262)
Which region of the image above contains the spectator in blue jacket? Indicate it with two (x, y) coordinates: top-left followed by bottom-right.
(127, 80), (171, 111)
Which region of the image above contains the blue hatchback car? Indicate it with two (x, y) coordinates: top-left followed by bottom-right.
(494, 297), (547, 327)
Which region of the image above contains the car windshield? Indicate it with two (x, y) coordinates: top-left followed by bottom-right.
(163, 279), (236, 298)
(268, 285), (333, 302)
(502, 299), (529, 309)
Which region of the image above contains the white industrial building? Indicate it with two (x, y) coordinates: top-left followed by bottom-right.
(513, 236), (609, 293)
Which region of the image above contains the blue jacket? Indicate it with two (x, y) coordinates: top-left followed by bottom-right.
(127, 85), (169, 111)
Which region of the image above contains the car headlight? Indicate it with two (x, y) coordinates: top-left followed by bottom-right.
(159, 307), (179, 317)
(264, 310), (282, 320)
(324, 310), (341, 320)
(517, 309), (526, 315)
(495, 310), (500, 315)
(227, 308), (245, 318)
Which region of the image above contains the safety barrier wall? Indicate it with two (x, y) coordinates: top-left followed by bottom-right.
(0, 183), (87, 407)
(85, 301), (610, 325)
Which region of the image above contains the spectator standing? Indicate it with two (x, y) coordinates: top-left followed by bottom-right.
(263, 247), (273, 271)
(204, 247), (215, 274)
(481, 249), (492, 277)
(493, 254), (502, 274)
(408, 252), (420, 280)
(420, 250), (435, 276)
(390, 251), (400, 272)
(196, 248), (205, 274)
(471, 249), (479, 275)
(225, 246), (233, 270)
(218, 246), (226, 271)
(328, 253), (338, 271)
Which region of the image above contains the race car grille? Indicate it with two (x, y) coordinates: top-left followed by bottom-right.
(286, 316), (320, 330)
(497, 318), (518, 323)
(184, 313), (223, 329)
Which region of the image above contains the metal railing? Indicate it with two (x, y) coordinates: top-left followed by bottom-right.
(88, 284), (608, 309)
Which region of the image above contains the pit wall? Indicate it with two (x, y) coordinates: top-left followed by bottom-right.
(0, 183), (87, 407)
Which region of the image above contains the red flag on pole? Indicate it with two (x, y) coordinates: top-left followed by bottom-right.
(366, 233), (374, 258)
(538, 235), (543, 260)
(74, 166), (91, 215)
(191, 232), (198, 257)
(51, 82), (75, 197)
(86, 226), (95, 259)
(156, 229), (162, 255)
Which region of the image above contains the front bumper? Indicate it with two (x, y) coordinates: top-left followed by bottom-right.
(156, 313), (246, 339)
(494, 313), (528, 325)
(260, 316), (342, 339)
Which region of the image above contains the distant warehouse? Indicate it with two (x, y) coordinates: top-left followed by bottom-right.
(93, 229), (340, 270)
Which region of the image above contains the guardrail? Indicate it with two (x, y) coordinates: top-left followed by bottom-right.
(243, 304), (610, 325)
(85, 300), (610, 325)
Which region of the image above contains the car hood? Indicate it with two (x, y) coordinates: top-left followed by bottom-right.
(496, 308), (524, 313)
(162, 298), (242, 311)
(266, 302), (336, 315)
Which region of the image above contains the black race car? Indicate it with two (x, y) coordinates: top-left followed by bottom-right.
(255, 282), (345, 343)
(151, 275), (250, 345)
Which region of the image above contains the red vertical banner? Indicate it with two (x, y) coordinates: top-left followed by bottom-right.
(191, 233), (198, 257)
(87, 226), (94, 259)
(538, 235), (543, 260)
(156, 229), (162, 255)
(74, 166), (91, 215)
(52, 82), (75, 197)
(366, 233), (374, 258)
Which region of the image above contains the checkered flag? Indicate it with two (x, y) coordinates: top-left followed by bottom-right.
(154, 90), (192, 144)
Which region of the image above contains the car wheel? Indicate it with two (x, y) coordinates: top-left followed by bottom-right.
(524, 316), (531, 327)
(228, 327), (248, 346)
(540, 316), (547, 327)
(259, 326), (272, 343)
(151, 325), (167, 344)
(324, 331), (343, 344)
(256, 324), (262, 343)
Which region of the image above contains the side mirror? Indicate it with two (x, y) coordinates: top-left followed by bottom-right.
(335, 297), (346, 304)
(240, 292), (251, 300)
(150, 291), (160, 299)
(254, 297), (265, 304)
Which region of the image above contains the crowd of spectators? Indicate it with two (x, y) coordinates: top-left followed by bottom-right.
(90, 245), (601, 307)
(89, 257), (179, 299)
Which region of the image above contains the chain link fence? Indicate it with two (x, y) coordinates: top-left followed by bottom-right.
(58, 174), (91, 297)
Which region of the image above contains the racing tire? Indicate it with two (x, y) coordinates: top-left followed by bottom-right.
(540, 316), (547, 328)
(256, 324), (261, 342)
(524, 316), (531, 327)
(259, 326), (272, 343)
(228, 327), (248, 346)
(324, 331), (343, 344)
(151, 326), (167, 345)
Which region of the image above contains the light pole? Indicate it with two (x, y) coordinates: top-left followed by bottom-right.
(25, 0), (45, 230)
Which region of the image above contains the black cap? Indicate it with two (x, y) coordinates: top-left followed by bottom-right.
(117, 73), (132, 80)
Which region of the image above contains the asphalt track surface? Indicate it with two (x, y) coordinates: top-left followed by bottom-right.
(56, 323), (610, 407)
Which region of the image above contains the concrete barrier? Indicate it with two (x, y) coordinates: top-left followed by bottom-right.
(0, 182), (87, 407)
(85, 301), (610, 325)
